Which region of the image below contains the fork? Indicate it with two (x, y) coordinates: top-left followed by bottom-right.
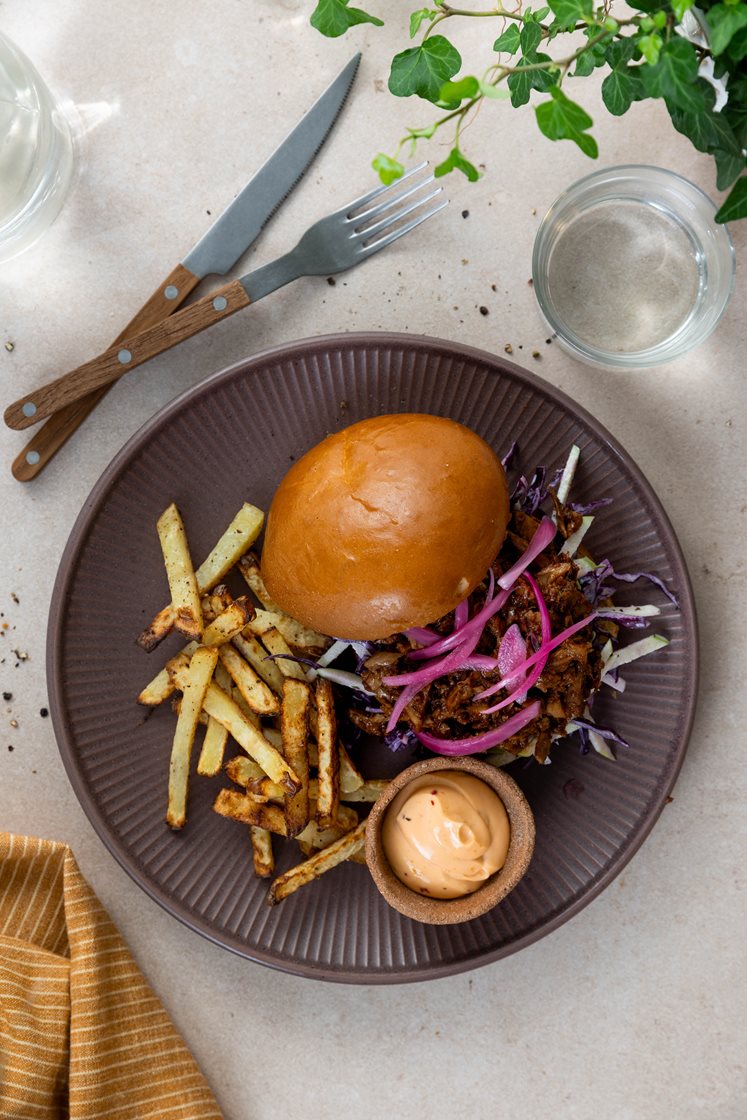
(4, 164), (447, 432)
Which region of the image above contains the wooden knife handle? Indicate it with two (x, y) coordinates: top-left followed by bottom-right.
(5, 278), (251, 433)
(11, 263), (201, 480)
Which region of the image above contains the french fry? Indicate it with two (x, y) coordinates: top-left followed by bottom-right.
(297, 821), (346, 855)
(218, 644), (280, 716)
(260, 628), (308, 682)
(137, 604), (176, 653)
(314, 678), (340, 829)
(201, 585), (233, 622)
(169, 659), (299, 793)
(137, 664), (175, 706)
(138, 503), (264, 651)
(338, 742), (364, 794)
(339, 779), (390, 802)
(225, 755), (280, 793)
(232, 631), (287, 696)
(202, 596), (255, 647)
(238, 554), (329, 650)
(197, 714), (229, 776)
(296, 804), (359, 855)
(262, 726), (283, 748)
(166, 646), (219, 828)
(250, 827), (274, 878)
(156, 503), (203, 641)
(268, 820), (367, 904)
(281, 679), (311, 838)
(213, 788), (288, 835)
(171, 696), (209, 726)
(246, 608), (329, 653)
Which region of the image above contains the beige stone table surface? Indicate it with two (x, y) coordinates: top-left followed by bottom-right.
(1, 3), (745, 1118)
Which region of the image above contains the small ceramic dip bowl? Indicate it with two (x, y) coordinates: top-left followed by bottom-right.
(365, 756), (535, 925)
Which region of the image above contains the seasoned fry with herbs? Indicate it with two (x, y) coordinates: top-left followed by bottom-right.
(166, 646), (218, 828)
(169, 659), (299, 793)
(314, 678), (340, 829)
(156, 503), (203, 641)
(213, 788), (288, 835)
(138, 503), (264, 650)
(280, 678), (312, 838)
(250, 827), (274, 878)
(218, 644), (281, 716)
(268, 821), (367, 905)
(202, 596), (255, 647)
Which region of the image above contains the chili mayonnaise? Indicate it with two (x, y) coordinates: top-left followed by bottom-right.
(381, 771), (511, 898)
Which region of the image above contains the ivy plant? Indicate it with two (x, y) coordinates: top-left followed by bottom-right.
(309, 0), (747, 221)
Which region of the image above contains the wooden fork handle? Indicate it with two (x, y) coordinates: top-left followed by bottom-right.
(5, 278), (251, 432)
(11, 263), (201, 480)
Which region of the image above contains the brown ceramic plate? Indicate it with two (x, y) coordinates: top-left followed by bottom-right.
(48, 332), (697, 984)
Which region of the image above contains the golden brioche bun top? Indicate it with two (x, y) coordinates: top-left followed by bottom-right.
(261, 413), (509, 640)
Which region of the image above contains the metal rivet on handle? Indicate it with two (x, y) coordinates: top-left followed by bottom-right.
(118, 349), (132, 364)
(212, 296), (228, 311)
(22, 401), (37, 417)
(26, 451), (40, 465)
(164, 285), (179, 300)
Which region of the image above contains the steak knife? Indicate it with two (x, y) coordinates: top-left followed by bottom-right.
(12, 52), (360, 481)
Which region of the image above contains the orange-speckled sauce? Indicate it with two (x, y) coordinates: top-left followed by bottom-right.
(382, 771), (510, 898)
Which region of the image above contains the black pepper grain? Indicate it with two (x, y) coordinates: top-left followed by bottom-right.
(2, 692), (11, 701)
(479, 306), (489, 316)
(40, 707), (49, 718)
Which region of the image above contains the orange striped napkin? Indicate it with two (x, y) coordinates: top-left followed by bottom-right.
(0, 833), (224, 1119)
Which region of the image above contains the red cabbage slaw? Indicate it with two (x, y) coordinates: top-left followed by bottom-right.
(303, 444), (677, 763)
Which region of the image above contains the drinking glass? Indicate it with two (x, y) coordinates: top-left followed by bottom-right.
(0, 31), (74, 263)
(532, 166), (736, 369)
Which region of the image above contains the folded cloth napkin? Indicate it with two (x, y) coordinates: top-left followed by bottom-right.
(0, 833), (224, 1119)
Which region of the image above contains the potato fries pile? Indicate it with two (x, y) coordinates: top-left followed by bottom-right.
(137, 501), (389, 904)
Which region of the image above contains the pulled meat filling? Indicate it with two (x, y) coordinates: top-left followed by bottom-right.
(349, 509), (603, 756)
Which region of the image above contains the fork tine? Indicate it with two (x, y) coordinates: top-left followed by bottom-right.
(342, 161), (429, 217)
(360, 196), (449, 254)
(355, 185), (444, 241)
(353, 173), (436, 227)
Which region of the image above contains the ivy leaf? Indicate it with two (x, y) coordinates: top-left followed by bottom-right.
(535, 86), (598, 156)
(388, 35), (462, 102)
(714, 148), (746, 191)
(667, 100), (743, 155)
(440, 75), (480, 103)
(705, 3), (747, 55)
(606, 36), (638, 67)
(520, 21), (543, 55)
(670, 0), (694, 21)
(310, 0), (384, 38)
(409, 8), (439, 38)
(626, 0), (670, 11)
(508, 53), (557, 107)
(726, 25), (747, 61)
(493, 25), (522, 54)
(548, 0), (593, 31)
(715, 175), (747, 222)
(640, 38), (707, 113)
(601, 65), (642, 115)
(434, 146), (481, 181)
(372, 153), (405, 185)
(573, 28), (609, 76)
(637, 32), (663, 65)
